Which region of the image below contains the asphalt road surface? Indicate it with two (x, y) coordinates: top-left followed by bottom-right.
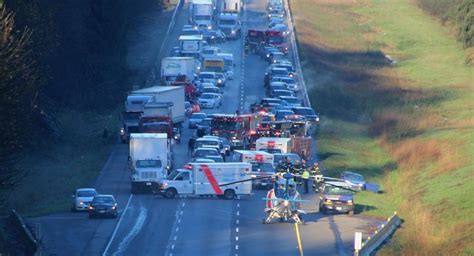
(30, 0), (381, 255)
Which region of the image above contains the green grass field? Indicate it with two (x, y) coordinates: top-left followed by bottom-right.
(0, 110), (118, 216)
(292, 0), (473, 254)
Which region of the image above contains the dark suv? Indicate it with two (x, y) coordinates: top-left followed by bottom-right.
(319, 182), (355, 215)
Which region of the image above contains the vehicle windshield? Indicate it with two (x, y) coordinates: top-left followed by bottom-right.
(200, 73), (215, 79)
(195, 140), (219, 148)
(282, 97), (299, 104)
(136, 159), (162, 168)
(274, 91), (292, 97)
(295, 108), (316, 116)
(345, 173), (365, 182)
(325, 186), (354, 196)
(251, 162), (275, 173)
(167, 170), (181, 180)
(274, 154), (300, 164)
(201, 94), (216, 99)
(141, 122), (170, 132)
(220, 19), (236, 25)
(212, 120), (240, 131)
(195, 149), (219, 157)
(268, 37), (284, 44)
(203, 49), (215, 54)
(203, 87), (219, 93)
(207, 156), (224, 162)
(191, 113), (207, 119)
(194, 15), (211, 21)
(77, 190), (97, 197)
(281, 78), (296, 84)
(262, 148), (282, 154)
(273, 69), (288, 76)
(93, 196), (115, 204)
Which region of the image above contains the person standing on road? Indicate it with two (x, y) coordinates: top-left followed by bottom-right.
(302, 168), (310, 194)
(188, 136), (195, 156)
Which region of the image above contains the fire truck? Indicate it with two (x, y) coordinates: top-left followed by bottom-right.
(211, 114), (252, 149)
(265, 30), (288, 55)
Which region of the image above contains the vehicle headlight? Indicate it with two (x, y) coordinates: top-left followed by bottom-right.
(218, 79), (222, 83)
(283, 200), (289, 206)
(316, 117), (320, 122)
(266, 54), (270, 58)
(231, 30), (236, 34)
(194, 26), (198, 29)
(268, 14), (271, 17)
(231, 136), (237, 140)
(111, 205), (117, 210)
(79, 201), (84, 205)
(325, 199), (332, 204)
(120, 128), (125, 135)
(208, 25), (212, 29)
(289, 74), (293, 77)
(211, 36), (215, 39)
(347, 200), (353, 205)
(89, 206), (94, 210)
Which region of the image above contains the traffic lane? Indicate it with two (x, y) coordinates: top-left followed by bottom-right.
(28, 144), (132, 255)
(237, 190), (300, 256)
(104, 196), (181, 255)
(172, 198), (235, 256)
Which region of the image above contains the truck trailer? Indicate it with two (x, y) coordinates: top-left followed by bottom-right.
(161, 57), (197, 85)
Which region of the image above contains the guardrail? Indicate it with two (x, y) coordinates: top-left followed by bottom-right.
(284, 0), (311, 109)
(354, 212), (402, 256)
(7, 209), (39, 255)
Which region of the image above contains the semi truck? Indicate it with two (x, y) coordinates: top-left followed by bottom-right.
(158, 163), (252, 199)
(161, 57), (197, 85)
(218, 13), (241, 39)
(190, 0), (214, 29)
(129, 133), (171, 193)
(130, 86), (185, 124)
(120, 95), (153, 143)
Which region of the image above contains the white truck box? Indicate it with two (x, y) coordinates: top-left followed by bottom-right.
(233, 150), (274, 166)
(190, 0), (214, 28)
(255, 137), (292, 154)
(179, 35), (204, 55)
(223, 0), (242, 13)
(161, 57), (196, 84)
(130, 133), (171, 193)
(130, 86), (185, 124)
(159, 163), (252, 199)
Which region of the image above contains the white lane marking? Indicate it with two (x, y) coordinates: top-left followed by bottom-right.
(237, 203), (240, 208)
(236, 236), (239, 241)
(236, 219), (239, 225)
(171, 244), (175, 250)
(164, 202), (185, 256)
(180, 210), (184, 215)
(113, 205), (148, 256)
(236, 227), (239, 233)
(235, 245), (239, 250)
(178, 219), (181, 224)
(236, 211), (240, 216)
(174, 235), (178, 241)
(175, 227), (179, 232)
(102, 194), (133, 256)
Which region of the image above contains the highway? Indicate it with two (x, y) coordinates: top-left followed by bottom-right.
(30, 0), (381, 255)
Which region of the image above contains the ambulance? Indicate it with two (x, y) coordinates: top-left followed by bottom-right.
(158, 163), (252, 199)
(255, 137), (292, 154)
(233, 150), (275, 188)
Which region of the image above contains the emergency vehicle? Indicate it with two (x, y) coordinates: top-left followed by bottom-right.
(233, 150), (275, 188)
(211, 114), (252, 148)
(158, 163), (252, 199)
(256, 137), (292, 154)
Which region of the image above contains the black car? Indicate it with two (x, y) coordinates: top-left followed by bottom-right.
(201, 29), (226, 44)
(88, 195), (118, 218)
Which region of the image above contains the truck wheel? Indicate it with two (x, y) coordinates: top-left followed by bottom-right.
(223, 189), (235, 200)
(348, 210), (354, 216)
(164, 188), (177, 199)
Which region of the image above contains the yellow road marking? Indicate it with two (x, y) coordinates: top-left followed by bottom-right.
(294, 222), (304, 256)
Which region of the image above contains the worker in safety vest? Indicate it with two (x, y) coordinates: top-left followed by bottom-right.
(302, 168), (310, 194)
(311, 162), (322, 192)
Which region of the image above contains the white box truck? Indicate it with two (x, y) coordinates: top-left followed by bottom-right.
(255, 137), (292, 154)
(130, 86), (185, 124)
(158, 163), (252, 199)
(129, 133), (171, 193)
(190, 0), (214, 29)
(161, 57), (196, 85)
(179, 35), (204, 57)
(222, 0), (242, 13)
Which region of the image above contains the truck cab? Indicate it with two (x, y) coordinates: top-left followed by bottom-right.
(218, 13), (241, 39)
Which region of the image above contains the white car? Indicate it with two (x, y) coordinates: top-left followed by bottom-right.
(199, 72), (218, 85)
(72, 188), (97, 211)
(198, 93), (222, 108)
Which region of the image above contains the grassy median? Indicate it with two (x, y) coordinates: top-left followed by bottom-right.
(291, 0), (473, 254)
(0, 110), (118, 217)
